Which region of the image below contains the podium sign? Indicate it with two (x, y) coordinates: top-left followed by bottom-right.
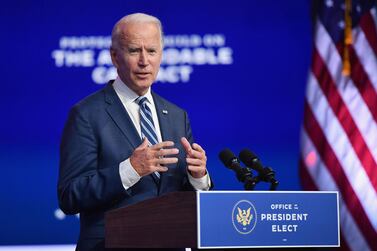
(197, 191), (339, 249)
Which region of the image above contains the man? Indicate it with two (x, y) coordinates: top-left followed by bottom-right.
(58, 13), (211, 251)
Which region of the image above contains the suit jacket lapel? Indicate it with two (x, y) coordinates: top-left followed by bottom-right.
(104, 83), (162, 188)
(104, 82), (142, 149)
(152, 92), (176, 190)
(152, 92), (173, 143)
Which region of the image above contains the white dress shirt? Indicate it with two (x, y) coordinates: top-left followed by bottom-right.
(113, 77), (210, 191)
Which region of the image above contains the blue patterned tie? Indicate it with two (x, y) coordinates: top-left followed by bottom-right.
(137, 96), (160, 179)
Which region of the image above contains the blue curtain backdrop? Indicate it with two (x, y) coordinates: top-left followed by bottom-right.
(0, 0), (311, 245)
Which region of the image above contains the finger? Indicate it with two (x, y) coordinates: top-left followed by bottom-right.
(156, 166), (168, 172)
(156, 148), (179, 157)
(138, 137), (149, 149)
(186, 157), (204, 166)
(180, 137), (193, 155)
(150, 141), (175, 150)
(192, 143), (205, 154)
(158, 157), (179, 165)
(187, 149), (206, 160)
(187, 165), (207, 175)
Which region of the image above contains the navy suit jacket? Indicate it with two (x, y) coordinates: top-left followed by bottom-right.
(58, 81), (196, 250)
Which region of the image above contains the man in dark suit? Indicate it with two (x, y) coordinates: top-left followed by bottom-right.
(58, 13), (210, 251)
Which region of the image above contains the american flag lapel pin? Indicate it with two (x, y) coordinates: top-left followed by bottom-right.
(162, 109), (168, 114)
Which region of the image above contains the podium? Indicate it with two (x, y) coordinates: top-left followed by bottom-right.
(105, 192), (197, 248)
(105, 191), (339, 249)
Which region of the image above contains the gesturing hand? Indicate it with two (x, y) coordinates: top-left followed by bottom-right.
(130, 138), (179, 177)
(180, 137), (207, 178)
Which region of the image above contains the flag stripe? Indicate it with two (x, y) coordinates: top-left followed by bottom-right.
(312, 48), (377, 193)
(299, 158), (317, 191)
(300, 130), (369, 251)
(349, 46), (377, 122)
(306, 69), (377, 230)
(302, 2), (377, 250)
(303, 101), (377, 248)
(353, 23), (377, 92)
(359, 11), (377, 56)
(314, 22), (377, 168)
(340, 231), (352, 251)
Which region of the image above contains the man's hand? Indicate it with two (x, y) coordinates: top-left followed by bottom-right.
(181, 137), (207, 178)
(130, 138), (179, 177)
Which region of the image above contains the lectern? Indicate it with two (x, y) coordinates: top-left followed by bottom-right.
(105, 191), (339, 249)
(105, 192), (197, 248)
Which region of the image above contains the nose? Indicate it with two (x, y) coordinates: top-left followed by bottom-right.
(138, 50), (148, 67)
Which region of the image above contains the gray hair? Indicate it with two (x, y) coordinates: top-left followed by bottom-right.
(111, 13), (164, 50)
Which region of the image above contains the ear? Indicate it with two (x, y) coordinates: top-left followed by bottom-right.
(110, 47), (119, 68)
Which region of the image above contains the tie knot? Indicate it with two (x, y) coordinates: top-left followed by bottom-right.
(137, 96), (148, 106)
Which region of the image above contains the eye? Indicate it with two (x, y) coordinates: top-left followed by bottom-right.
(128, 48), (139, 54)
(148, 49), (157, 55)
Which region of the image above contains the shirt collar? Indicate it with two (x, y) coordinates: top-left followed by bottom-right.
(113, 77), (153, 105)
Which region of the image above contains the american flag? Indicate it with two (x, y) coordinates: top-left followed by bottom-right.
(300, 0), (377, 250)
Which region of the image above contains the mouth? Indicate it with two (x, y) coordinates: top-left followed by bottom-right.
(135, 72), (151, 79)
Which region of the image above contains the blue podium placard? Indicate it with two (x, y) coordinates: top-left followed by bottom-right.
(197, 191), (339, 249)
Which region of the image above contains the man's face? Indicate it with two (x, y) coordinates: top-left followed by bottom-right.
(111, 22), (162, 95)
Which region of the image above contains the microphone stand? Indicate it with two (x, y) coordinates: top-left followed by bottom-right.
(259, 166), (279, 191)
(237, 168), (257, 191)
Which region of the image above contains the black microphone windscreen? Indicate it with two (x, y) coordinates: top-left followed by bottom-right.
(239, 149), (264, 171)
(239, 148), (257, 162)
(219, 148), (236, 167)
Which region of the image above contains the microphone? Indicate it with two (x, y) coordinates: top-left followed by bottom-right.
(239, 149), (279, 190)
(219, 149), (257, 190)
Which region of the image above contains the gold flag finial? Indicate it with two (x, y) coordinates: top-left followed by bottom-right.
(342, 0), (353, 76)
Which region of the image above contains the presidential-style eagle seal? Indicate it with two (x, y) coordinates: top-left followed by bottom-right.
(232, 200), (257, 234)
